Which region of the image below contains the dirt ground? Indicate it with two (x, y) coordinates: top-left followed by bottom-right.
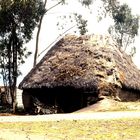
(0, 97), (140, 116)
(0, 98), (140, 123)
(75, 97), (140, 113)
(0, 98), (140, 140)
(0, 112), (140, 140)
(0, 129), (46, 140)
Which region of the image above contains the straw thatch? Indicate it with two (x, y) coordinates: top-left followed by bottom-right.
(19, 34), (140, 96)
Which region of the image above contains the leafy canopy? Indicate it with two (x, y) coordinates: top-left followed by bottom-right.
(0, 0), (46, 65)
(0, 0), (45, 42)
(101, 0), (139, 54)
(0, 0), (45, 89)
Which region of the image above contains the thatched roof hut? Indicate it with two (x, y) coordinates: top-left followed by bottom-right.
(19, 34), (140, 114)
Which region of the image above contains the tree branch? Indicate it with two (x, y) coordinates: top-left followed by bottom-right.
(123, 34), (130, 52)
(46, 0), (63, 13)
(33, 0), (47, 67)
(38, 25), (76, 57)
(34, 0), (64, 66)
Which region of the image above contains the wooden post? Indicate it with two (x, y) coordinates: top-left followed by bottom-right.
(13, 88), (17, 113)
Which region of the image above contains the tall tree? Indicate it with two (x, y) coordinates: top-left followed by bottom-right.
(33, 0), (93, 66)
(101, 0), (139, 54)
(108, 4), (139, 52)
(0, 0), (45, 112)
(33, 0), (47, 67)
(33, 0), (66, 67)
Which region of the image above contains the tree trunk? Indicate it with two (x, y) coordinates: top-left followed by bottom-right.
(12, 26), (18, 113)
(8, 36), (13, 106)
(12, 47), (17, 113)
(33, 0), (47, 67)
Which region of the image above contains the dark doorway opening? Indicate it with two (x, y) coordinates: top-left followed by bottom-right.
(23, 87), (99, 114)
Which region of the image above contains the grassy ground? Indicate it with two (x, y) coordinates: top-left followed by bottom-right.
(0, 100), (140, 139)
(0, 118), (140, 140)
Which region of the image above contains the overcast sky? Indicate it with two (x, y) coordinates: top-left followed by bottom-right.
(2, 0), (139, 85)
(17, 0), (111, 84)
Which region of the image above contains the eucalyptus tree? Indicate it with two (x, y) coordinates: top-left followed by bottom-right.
(101, 0), (139, 54)
(34, 0), (93, 66)
(0, 0), (46, 112)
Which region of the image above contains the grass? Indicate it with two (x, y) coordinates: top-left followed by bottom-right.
(0, 118), (140, 140)
(0, 100), (140, 139)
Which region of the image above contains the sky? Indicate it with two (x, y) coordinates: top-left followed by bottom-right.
(120, 0), (140, 68)
(18, 0), (113, 84)
(17, 0), (140, 85)
(1, 0), (140, 85)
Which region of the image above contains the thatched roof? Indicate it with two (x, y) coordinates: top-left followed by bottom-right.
(19, 34), (140, 92)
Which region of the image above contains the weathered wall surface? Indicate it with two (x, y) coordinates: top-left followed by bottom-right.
(0, 87), (23, 107)
(17, 89), (23, 108)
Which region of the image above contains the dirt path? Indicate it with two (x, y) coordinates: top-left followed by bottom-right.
(0, 112), (140, 140)
(0, 111), (140, 122)
(0, 129), (46, 140)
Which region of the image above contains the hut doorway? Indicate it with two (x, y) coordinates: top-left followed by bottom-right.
(37, 87), (87, 113)
(56, 88), (86, 113)
(23, 87), (99, 114)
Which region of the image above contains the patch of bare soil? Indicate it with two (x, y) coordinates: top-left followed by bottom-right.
(0, 98), (140, 116)
(75, 97), (140, 113)
(0, 129), (46, 140)
(0, 108), (25, 116)
(0, 113), (16, 116)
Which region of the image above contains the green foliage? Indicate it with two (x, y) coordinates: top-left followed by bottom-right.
(74, 14), (88, 35)
(55, 0), (95, 36)
(79, 0), (93, 6)
(101, 0), (139, 54)
(0, 0), (45, 108)
(0, 0), (45, 59)
(0, 1), (45, 60)
(110, 4), (139, 52)
(113, 4), (139, 36)
(57, 13), (88, 36)
(101, 0), (120, 13)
